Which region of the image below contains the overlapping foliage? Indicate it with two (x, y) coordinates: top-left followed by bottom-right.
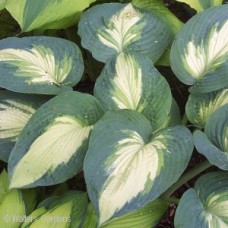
(0, 0), (227, 227)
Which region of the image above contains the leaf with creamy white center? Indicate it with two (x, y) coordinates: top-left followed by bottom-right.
(0, 36), (84, 94)
(6, 0), (95, 32)
(194, 105), (228, 170)
(8, 91), (104, 188)
(176, 0), (223, 12)
(84, 110), (193, 225)
(170, 5), (228, 93)
(186, 88), (228, 128)
(94, 53), (172, 131)
(78, 3), (171, 63)
(174, 171), (228, 228)
(0, 91), (48, 162)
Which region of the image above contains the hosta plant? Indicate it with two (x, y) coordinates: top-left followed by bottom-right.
(0, 0), (227, 227)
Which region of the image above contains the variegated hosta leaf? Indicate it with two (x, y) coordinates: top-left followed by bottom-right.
(8, 91), (104, 188)
(0, 189), (26, 228)
(160, 98), (181, 129)
(175, 171), (228, 228)
(94, 53), (172, 131)
(0, 36), (84, 94)
(176, 0), (223, 12)
(82, 199), (169, 228)
(84, 110), (193, 225)
(23, 191), (88, 227)
(170, 5), (228, 94)
(78, 3), (171, 63)
(132, 0), (184, 66)
(186, 88), (228, 128)
(6, 0), (95, 32)
(194, 105), (228, 170)
(0, 91), (48, 162)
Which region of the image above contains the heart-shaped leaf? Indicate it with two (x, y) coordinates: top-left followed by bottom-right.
(170, 5), (228, 93)
(0, 36), (84, 94)
(194, 104), (228, 170)
(175, 171), (228, 227)
(186, 88), (228, 128)
(94, 53), (172, 131)
(176, 0), (223, 12)
(6, 0), (95, 32)
(0, 91), (48, 162)
(8, 91), (104, 188)
(78, 3), (171, 63)
(84, 109), (193, 225)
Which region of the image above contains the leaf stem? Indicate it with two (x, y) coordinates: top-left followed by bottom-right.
(161, 160), (212, 198)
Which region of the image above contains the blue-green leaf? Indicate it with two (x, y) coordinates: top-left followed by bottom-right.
(175, 171), (228, 228)
(0, 91), (49, 162)
(0, 36), (84, 94)
(78, 3), (170, 63)
(170, 5), (228, 93)
(8, 91), (104, 188)
(186, 88), (228, 128)
(84, 110), (193, 224)
(194, 105), (228, 170)
(94, 53), (172, 131)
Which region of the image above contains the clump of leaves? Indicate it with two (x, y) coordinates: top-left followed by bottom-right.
(0, 0), (227, 227)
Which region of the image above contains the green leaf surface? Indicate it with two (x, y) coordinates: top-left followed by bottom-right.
(6, 0), (95, 32)
(0, 0), (6, 11)
(8, 91), (104, 188)
(170, 5), (228, 93)
(0, 189), (26, 228)
(101, 199), (169, 228)
(94, 53), (172, 131)
(82, 203), (98, 228)
(83, 199), (169, 228)
(21, 207), (47, 228)
(25, 191), (88, 228)
(78, 3), (171, 63)
(0, 91), (49, 161)
(0, 169), (9, 203)
(175, 171), (228, 227)
(21, 189), (37, 215)
(176, 0), (223, 12)
(194, 105), (228, 170)
(84, 110), (193, 224)
(186, 88), (228, 128)
(0, 36), (84, 94)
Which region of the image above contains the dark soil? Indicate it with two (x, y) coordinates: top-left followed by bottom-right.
(0, 2), (222, 227)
